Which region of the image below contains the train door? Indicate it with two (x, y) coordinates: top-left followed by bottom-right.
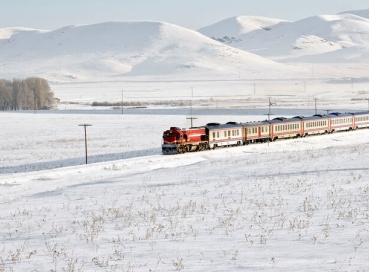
(300, 121), (304, 136)
(258, 127), (261, 138)
(270, 125), (274, 139)
(352, 116), (355, 129)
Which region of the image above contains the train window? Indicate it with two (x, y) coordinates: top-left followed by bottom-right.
(217, 131), (219, 138)
(212, 132), (215, 139)
(228, 131), (230, 136)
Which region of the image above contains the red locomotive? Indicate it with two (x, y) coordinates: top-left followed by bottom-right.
(162, 127), (209, 154)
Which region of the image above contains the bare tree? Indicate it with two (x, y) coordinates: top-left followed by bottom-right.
(0, 77), (54, 110)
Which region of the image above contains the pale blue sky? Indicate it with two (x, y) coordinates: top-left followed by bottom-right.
(1, 0), (368, 30)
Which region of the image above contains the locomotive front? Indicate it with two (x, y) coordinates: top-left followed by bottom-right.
(162, 126), (208, 154)
(162, 127), (182, 155)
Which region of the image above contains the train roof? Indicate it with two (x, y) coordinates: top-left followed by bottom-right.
(302, 114), (329, 121)
(347, 110), (369, 116)
(327, 112), (353, 118)
(205, 122), (243, 130)
(241, 120), (270, 127)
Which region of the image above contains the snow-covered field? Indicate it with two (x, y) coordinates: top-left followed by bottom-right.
(2, 8), (369, 271)
(1, 100), (369, 270)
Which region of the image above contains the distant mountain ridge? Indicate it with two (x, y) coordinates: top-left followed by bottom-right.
(198, 10), (369, 62)
(1, 9), (369, 83)
(0, 21), (295, 82)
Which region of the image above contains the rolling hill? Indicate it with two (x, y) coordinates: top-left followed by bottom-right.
(0, 21), (298, 82)
(198, 11), (369, 62)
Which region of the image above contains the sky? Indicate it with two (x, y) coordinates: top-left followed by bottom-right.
(0, 0), (368, 31)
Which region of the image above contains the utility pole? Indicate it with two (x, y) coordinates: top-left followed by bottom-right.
(121, 90), (124, 114)
(187, 117), (197, 128)
(264, 97), (274, 146)
(187, 87), (197, 127)
(79, 124), (92, 164)
(324, 110), (332, 115)
(314, 98), (318, 114)
(33, 90), (37, 114)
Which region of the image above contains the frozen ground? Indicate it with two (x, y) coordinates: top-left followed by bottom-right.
(2, 9), (369, 271)
(1, 102), (369, 270)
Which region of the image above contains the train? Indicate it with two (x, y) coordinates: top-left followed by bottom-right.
(161, 110), (369, 155)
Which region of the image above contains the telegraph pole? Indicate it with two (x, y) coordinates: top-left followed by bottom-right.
(314, 98), (318, 114)
(79, 124), (92, 164)
(187, 87), (197, 127)
(121, 90), (124, 114)
(264, 97), (274, 146)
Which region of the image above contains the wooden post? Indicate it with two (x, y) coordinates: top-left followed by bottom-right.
(79, 124), (92, 164)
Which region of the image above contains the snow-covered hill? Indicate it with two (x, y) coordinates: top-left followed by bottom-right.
(197, 16), (289, 40)
(0, 21), (296, 82)
(198, 11), (369, 62)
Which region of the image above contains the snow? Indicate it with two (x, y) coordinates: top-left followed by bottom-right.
(2, 8), (369, 271)
(199, 12), (369, 62)
(1, 108), (369, 271)
(0, 21), (293, 82)
(197, 16), (289, 38)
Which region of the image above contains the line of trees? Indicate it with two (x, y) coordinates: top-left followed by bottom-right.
(0, 77), (54, 111)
